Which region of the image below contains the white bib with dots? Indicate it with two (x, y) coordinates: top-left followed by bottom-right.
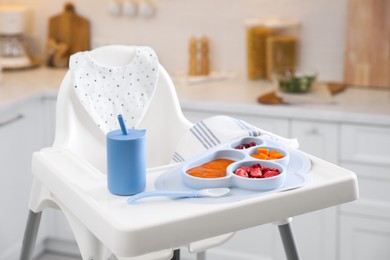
(69, 46), (159, 133)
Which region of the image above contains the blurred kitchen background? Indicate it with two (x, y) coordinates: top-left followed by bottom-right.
(0, 0), (389, 260)
(2, 0), (349, 81)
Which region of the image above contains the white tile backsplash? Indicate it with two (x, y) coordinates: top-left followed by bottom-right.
(8, 0), (347, 81)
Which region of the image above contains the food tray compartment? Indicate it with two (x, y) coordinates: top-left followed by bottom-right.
(182, 149), (245, 189)
(181, 136), (291, 191)
(248, 145), (289, 166)
(229, 160), (286, 191)
(230, 137), (265, 149)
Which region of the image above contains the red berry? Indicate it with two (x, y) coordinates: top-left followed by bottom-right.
(235, 168), (249, 178)
(262, 167), (270, 173)
(251, 163), (262, 169)
(249, 167), (263, 178)
(235, 142), (257, 149)
(248, 141), (257, 147)
(240, 166), (250, 172)
(263, 170), (280, 178)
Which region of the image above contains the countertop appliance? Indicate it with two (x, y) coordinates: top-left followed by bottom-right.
(0, 5), (39, 70)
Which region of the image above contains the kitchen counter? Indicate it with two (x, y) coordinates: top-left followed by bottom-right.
(0, 67), (66, 110)
(173, 76), (390, 126)
(1, 68), (389, 126)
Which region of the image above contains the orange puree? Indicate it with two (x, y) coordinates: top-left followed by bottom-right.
(186, 158), (235, 178)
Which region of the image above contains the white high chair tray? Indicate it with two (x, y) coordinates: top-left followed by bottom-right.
(33, 148), (358, 258)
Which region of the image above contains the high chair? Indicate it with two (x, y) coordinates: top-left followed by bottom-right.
(19, 45), (234, 260)
(20, 45), (358, 260)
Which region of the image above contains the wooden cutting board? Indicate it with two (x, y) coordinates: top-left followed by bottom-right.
(46, 3), (90, 67)
(344, 0), (390, 88)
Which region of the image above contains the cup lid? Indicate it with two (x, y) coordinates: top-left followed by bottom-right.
(107, 129), (146, 140)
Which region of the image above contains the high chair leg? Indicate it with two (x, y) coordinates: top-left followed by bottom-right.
(171, 249), (180, 260)
(276, 218), (300, 260)
(19, 210), (42, 260)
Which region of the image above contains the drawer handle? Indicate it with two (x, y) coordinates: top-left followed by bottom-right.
(306, 128), (319, 135)
(0, 114), (25, 127)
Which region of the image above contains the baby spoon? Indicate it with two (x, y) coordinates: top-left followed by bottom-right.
(127, 188), (231, 204)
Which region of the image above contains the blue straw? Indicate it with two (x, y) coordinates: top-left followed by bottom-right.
(117, 114), (128, 135)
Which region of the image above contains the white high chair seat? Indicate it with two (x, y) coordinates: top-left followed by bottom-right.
(20, 45), (358, 260)
(20, 45), (234, 260)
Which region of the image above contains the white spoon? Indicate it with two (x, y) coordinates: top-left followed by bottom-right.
(127, 188), (231, 204)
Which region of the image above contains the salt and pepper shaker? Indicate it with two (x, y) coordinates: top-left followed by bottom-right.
(200, 36), (210, 76)
(188, 36), (210, 76)
(188, 37), (198, 76)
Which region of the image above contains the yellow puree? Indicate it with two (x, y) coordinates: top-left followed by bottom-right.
(186, 158), (235, 178)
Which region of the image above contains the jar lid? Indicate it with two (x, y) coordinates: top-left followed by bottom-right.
(245, 18), (300, 29)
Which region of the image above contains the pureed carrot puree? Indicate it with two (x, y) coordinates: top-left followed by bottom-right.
(186, 158), (235, 178)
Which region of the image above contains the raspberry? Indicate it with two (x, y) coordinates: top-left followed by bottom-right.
(251, 163), (262, 169)
(262, 168), (270, 173)
(248, 141), (257, 147)
(234, 164), (280, 179)
(240, 166), (250, 172)
(235, 168), (249, 178)
(263, 170), (280, 178)
(235, 141), (257, 149)
(249, 167), (263, 178)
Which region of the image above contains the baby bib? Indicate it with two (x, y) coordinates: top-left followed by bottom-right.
(69, 46), (159, 133)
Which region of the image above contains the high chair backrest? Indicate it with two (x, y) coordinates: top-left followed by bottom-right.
(53, 45), (192, 173)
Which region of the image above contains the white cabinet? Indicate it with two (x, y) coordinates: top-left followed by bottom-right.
(339, 162), (390, 259)
(291, 120), (339, 164)
(340, 124), (390, 165)
(339, 124), (390, 260)
(340, 215), (390, 260)
(0, 100), (48, 259)
(0, 96), (75, 259)
(284, 119), (339, 260)
(340, 162), (390, 219)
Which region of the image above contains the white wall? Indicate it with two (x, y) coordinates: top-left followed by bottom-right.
(2, 0), (347, 81)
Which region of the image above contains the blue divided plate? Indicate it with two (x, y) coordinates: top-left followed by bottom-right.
(155, 148), (312, 203)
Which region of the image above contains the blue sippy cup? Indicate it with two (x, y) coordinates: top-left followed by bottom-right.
(106, 115), (146, 195)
